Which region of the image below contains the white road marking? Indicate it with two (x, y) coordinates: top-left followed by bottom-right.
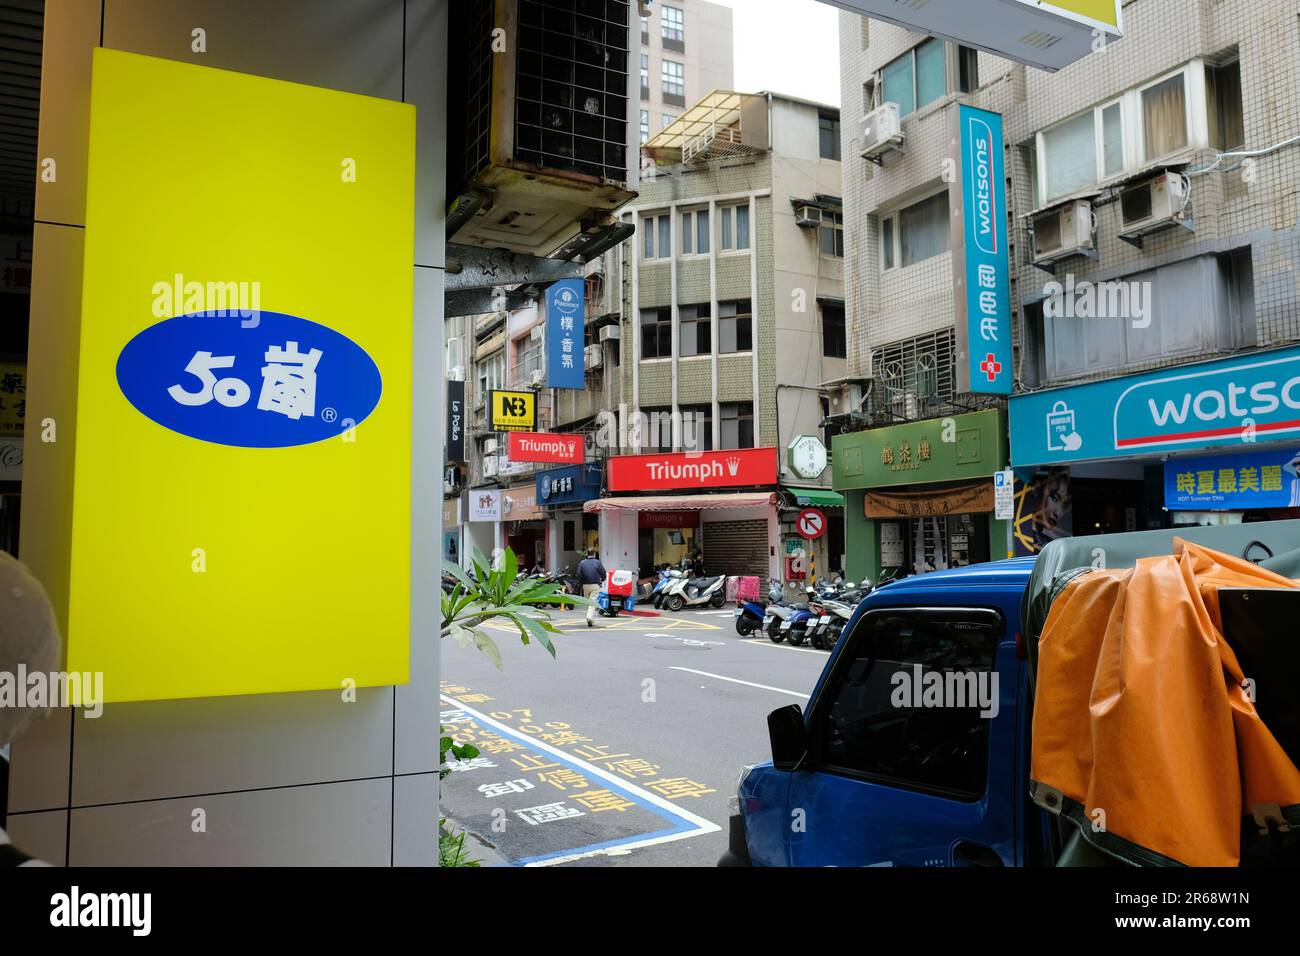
(743, 638), (827, 656)
(438, 695), (722, 866)
(668, 667), (809, 699)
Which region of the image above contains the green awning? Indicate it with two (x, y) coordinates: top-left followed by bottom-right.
(786, 487), (844, 508)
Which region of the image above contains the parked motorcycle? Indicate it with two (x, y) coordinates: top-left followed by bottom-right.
(734, 580), (781, 636)
(660, 570), (727, 612)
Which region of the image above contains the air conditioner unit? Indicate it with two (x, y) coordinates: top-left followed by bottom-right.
(794, 204), (823, 228)
(584, 344), (603, 370)
(530, 325), (545, 342)
(1032, 200), (1095, 266)
(474, 395), (486, 411)
(446, 0), (636, 257)
(829, 382), (864, 414)
(599, 324), (621, 343)
(448, 364), (465, 382)
(483, 437), (498, 455)
(529, 369), (545, 387)
(1118, 172), (1191, 240)
(482, 457), (499, 478)
(860, 103), (904, 161)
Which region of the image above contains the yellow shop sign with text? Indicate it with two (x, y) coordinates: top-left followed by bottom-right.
(68, 49), (415, 702)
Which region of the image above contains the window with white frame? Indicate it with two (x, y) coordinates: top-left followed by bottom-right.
(661, 5), (683, 42)
(679, 303), (711, 357)
(880, 191), (950, 270)
(680, 207), (710, 255)
(662, 113), (677, 129)
(719, 203), (751, 251)
(640, 307), (672, 359)
(720, 402), (754, 450)
(640, 110), (649, 143)
(882, 37), (945, 119)
(719, 299), (752, 353)
(642, 212), (671, 259)
(477, 351), (503, 404)
(1036, 63), (1209, 205)
(640, 54), (649, 97)
(819, 210), (844, 257)
(661, 60), (684, 97)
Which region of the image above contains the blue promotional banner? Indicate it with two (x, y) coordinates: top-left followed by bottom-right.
(545, 278), (585, 389)
(1010, 344), (1300, 466)
(1165, 447), (1300, 510)
(951, 104), (1011, 395)
(536, 462), (602, 507)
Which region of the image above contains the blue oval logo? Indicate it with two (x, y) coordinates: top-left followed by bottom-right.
(116, 311), (382, 448)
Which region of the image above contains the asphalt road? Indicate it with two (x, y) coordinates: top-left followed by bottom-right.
(439, 604), (831, 867)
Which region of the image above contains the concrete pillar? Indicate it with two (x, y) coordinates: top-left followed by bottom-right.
(7, 0), (446, 866)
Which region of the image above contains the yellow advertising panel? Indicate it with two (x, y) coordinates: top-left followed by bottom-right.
(69, 49), (414, 702)
(1028, 0), (1121, 30)
(489, 389), (537, 432)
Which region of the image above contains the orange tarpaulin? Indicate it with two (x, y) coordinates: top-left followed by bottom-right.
(1031, 539), (1300, 866)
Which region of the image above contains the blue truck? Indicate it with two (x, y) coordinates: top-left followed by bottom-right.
(719, 519), (1300, 867)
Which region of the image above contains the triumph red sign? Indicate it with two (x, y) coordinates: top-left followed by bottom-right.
(608, 447), (777, 491)
(507, 431), (584, 464)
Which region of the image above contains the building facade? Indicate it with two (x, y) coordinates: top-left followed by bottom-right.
(636, 1), (734, 147)
(834, 0), (1300, 581)
(598, 90), (847, 585)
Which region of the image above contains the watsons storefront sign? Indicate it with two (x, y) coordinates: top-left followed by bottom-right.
(116, 310), (382, 448)
(1010, 345), (1300, 466)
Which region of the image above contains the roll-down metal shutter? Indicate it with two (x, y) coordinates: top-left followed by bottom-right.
(702, 519), (769, 580)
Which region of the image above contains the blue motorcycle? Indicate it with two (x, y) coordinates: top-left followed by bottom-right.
(734, 580), (782, 636)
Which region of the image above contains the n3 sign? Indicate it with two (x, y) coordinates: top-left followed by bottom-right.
(797, 508), (827, 540)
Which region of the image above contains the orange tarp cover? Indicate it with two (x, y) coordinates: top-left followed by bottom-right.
(1031, 539), (1300, 866)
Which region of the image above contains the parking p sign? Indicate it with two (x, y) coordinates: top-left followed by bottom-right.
(994, 469), (1015, 519)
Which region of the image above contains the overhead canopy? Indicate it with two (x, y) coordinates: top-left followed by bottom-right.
(584, 492), (777, 513)
(786, 487), (844, 508)
(642, 90), (767, 165)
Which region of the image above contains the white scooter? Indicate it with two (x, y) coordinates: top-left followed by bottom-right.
(659, 572), (727, 612)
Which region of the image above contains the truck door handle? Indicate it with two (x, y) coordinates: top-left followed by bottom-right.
(952, 841), (1004, 867)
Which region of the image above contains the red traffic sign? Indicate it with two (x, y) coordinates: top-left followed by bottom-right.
(797, 508), (827, 540)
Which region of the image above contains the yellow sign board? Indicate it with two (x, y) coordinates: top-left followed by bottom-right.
(1026, 0), (1121, 30)
(68, 49), (415, 702)
(489, 389), (537, 432)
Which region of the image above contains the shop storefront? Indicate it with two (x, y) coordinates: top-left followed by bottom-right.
(502, 481), (547, 569)
(442, 496), (461, 564)
(585, 447), (782, 581)
(1009, 344), (1300, 541)
(781, 486), (846, 584)
(832, 409), (1009, 582)
(537, 461), (603, 571)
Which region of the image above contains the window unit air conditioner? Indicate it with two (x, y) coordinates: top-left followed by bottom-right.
(1031, 200), (1095, 267)
(528, 369), (545, 387)
(448, 365), (465, 382)
(860, 103), (903, 161)
(1118, 173), (1191, 241)
(828, 382), (865, 415)
(530, 325), (545, 342)
(584, 344), (603, 370)
(483, 437), (498, 455)
(794, 204), (823, 228)
(599, 324), (621, 343)
(482, 457), (498, 478)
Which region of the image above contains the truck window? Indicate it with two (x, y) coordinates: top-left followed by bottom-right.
(813, 608), (1001, 800)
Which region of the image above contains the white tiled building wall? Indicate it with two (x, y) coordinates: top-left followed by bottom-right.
(839, 0), (1300, 392)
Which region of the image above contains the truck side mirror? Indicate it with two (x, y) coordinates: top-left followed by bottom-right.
(767, 704), (807, 771)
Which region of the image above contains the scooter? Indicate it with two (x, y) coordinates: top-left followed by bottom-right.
(782, 588), (820, 646)
(596, 569), (638, 617)
(660, 572), (727, 612)
(735, 580), (782, 636)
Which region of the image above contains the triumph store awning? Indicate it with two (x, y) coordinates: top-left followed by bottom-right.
(584, 492), (778, 513)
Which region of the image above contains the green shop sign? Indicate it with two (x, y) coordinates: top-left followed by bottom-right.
(831, 409), (1006, 491)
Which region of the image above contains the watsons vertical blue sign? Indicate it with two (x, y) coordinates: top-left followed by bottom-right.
(951, 104), (1011, 395)
(546, 278), (585, 390)
(1010, 344), (1300, 466)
